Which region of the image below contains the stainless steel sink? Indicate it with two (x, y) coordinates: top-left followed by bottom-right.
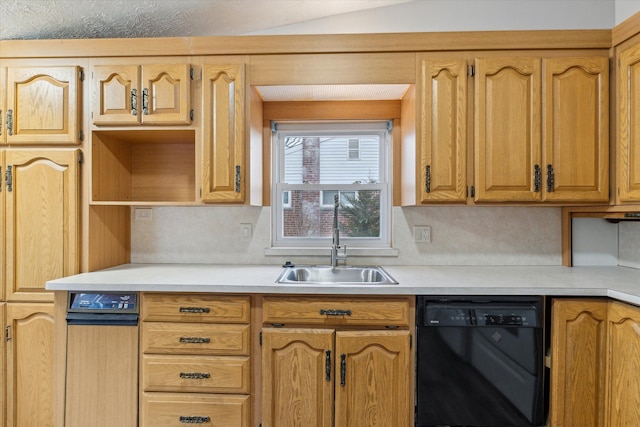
(276, 265), (398, 285)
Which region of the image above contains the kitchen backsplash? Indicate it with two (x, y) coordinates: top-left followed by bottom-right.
(131, 206), (567, 266)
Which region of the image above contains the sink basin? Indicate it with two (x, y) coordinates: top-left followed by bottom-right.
(276, 265), (398, 285)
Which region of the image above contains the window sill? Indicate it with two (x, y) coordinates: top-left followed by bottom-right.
(264, 247), (399, 257)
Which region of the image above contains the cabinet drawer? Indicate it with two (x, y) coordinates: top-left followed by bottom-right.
(262, 296), (411, 327)
(141, 392), (250, 427)
(142, 294), (250, 323)
(142, 322), (250, 355)
(143, 355), (250, 394)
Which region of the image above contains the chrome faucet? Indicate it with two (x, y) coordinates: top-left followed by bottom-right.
(331, 194), (347, 267)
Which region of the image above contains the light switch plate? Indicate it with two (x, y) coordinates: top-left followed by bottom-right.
(134, 208), (152, 221)
(240, 223), (252, 241)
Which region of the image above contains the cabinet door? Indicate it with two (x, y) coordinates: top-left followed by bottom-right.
(140, 64), (191, 125)
(607, 301), (640, 426)
(1, 67), (6, 144)
(4, 150), (79, 302)
(202, 63), (245, 203)
(6, 67), (82, 145)
(474, 57), (542, 202)
(617, 41), (640, 203)
(0, 303), (5, 426)
(261, 328), (334, 427)
(543, 57), (609, 202)
(335, 330), (411, 427)
(92, 65), (140, 125)
(6, 303), (55, 427)
(550, 299), (608, 427)
(417, 56), (467, 203)
(0, 151), (5, 301)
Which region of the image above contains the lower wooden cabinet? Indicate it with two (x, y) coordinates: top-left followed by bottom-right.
(550, 298), (608, 427)
(141, 392), (250, 426)
(140, 293), (252, 427)
(550, 299), (640, 427)
(5, 303), (55, 427)
(0, 303), (5, 426)
(607, 301), (640, 425)
(260, 296), (413, 427)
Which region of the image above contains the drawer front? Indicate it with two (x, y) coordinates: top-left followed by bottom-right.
(143, 355), (250, 394)
(141, 392), (250, 427)
(262, 296), (411, 326)
(142, 294), (250, 323)
(142, 322), (250, 355)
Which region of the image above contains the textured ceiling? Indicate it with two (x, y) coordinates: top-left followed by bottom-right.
(0, 0), (413, 40)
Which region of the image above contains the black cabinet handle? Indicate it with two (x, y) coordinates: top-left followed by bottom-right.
(179, 307), (210, 314)
(320, 309), (352, 316)
(325, 350), (331, 381)
(179, 416), (210, 424)
(179, 337), (211, 344)
(179, 372), (210, 380)
(340, 354), (346, 386)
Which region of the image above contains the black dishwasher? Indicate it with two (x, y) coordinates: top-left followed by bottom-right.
(416, 296), (545, 427)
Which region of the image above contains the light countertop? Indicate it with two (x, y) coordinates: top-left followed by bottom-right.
(46, 263), (640, 306)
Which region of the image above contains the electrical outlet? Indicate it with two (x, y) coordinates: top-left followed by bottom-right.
(414, 225), (431, 243)
(134, 208), (152, 221)
(240, 223), (252, 241)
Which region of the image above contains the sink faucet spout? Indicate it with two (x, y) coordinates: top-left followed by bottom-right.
(331, 194), (347, 267)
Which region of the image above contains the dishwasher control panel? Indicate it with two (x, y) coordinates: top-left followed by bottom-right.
(68, 292), (138, 313)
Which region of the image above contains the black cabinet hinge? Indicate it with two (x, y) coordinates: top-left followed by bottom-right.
(190, 67), (195, 80)
(79, 69), (85, 81)
(259, 331), (262, 346)
(190, 109), (194, 121)
(470, 185), (475, 198)
(468, 64), (475, 77)
(78, 130), (84, 141)
(78, 152), (84, 164)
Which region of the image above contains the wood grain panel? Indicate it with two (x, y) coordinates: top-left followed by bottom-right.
(142, 322), (250, 355)
(262, 296), (411, 326)
(606, 301), (640, 426)
(261, 328), (334, 427)
(65, 324), (138, 427)
(142, 293), (250, 323)
(335, 330), (410, 427)
(542, 57), (609, 202)
(251, 53), (415, 85)
(617, 38), (640, 203)
(6, 303), (55, 427)
(142, 354), (250, 393)
(141, 392), (250, 427)
(417, 56), (468, 203)
(550, 299), (608, 427)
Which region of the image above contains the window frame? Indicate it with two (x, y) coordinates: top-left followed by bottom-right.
(271, 121), (392, 248)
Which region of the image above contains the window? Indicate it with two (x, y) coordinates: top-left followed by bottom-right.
(348, 138), (360, 160)
(272, 121), (391, 247)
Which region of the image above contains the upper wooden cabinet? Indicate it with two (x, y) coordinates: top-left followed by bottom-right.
(474, 57), (542, 202)
(416, 56), (468, 203)
(474, 56), (609, 203)
(92, 64), (192, 126)
(616, 37), (640, 203)
(4, 150), (80, 302)
(201, 63), (246, 203)
(2, 66), (82, 145)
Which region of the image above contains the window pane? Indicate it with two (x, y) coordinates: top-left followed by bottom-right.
(283, 135), (379, 184)
(282, 189), (381, 238)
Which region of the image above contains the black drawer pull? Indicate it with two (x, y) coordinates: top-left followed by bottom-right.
(179, 307), (210, 314)
(179, 416), (210, 424)
(320, 309), (352, 316)
(179, 337), (211, 344)
(179, 372), (210, 380)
